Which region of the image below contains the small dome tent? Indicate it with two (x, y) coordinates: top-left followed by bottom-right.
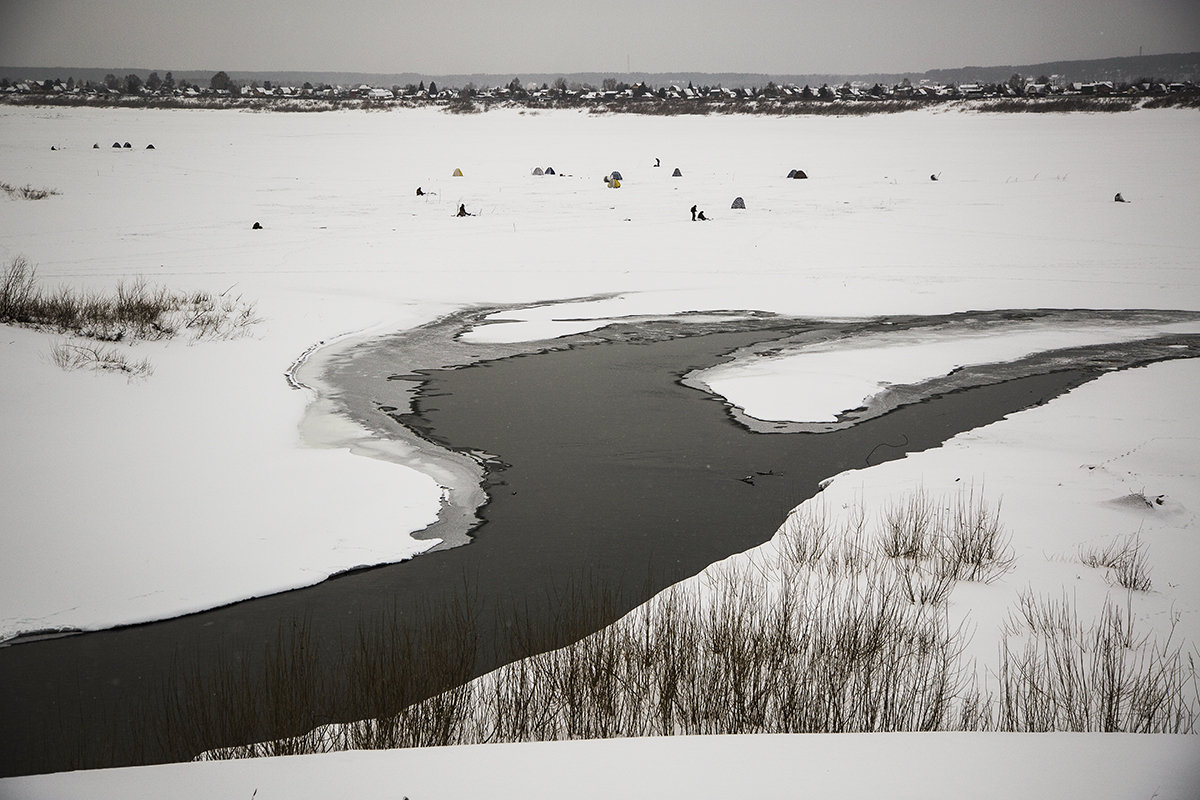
(791, 169), (808, 179)
(112, 142), (121, 148)
(731, 196), (746, 209)
(452, 168), (464, 177)
(532, 167), (544, 175)
(545, 167), (555, 175)
(672, 167), (683, 177)
(607, 177), (622, 189)
(93, 143), (99, 149)
(609, 171), (623, 181)
(123, 142), (132, 149)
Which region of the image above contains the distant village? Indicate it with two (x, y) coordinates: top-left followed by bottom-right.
(3, 70), (1198, 111)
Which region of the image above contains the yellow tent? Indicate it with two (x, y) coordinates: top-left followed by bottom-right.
(452, 168), (463, 177)
(608, 178), (621, 188)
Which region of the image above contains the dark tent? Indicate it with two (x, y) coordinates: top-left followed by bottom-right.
(672, 167), (683, 177)
(791, 169), (808, 179)
(93, 143), (100, 149)
(609, 171), (623, 181)
(532, 167), (544, 175)
(146, 144), (155, 150)
(545, 167), (555, 175)
(112, 142), (121, 148)
(123, 142), (132, 149)
(731, 196), (746, 209)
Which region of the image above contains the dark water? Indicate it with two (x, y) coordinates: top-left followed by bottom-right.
(0, 327), (1098, 777)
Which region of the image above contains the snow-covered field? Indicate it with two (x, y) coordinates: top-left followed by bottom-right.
(2, 104), (1199, 796)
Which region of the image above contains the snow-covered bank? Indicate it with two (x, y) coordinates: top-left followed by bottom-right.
(715, 356), (1200, 673)
(1, 106), (1197, 651)
(697, 317), (1200, 423)
(5, 731), (1198, 800)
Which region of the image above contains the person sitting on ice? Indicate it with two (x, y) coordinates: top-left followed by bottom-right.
(416, 186), (425, 196)
(457, 203), (473, 217)
(1114, 192), (1127, 203)
(697, 210), (709, 221)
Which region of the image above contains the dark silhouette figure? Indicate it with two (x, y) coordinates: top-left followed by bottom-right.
(252, 222), (263, 230)
(698, 210), (708, 221)
(690, 204), (697, 221)
(1114, 192), (1127, 203)
(655, 157), (661, 167)
(416, 187), (425, 196)
(930, 173), (939, 181)
(457, 203), (472, 217)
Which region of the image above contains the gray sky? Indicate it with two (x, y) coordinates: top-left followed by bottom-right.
(2, 0), (1198, 75)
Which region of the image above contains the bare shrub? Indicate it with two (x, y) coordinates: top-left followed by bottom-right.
(775, 502), (833, 568)
(975, 97), (1136, 113)
(776, 499), (872, 576)
(1142, 93), (1200, 110)
(998, 592), (1197, 732)
(1080, 532), (1153, 592)
(943, 487), (1014, 583)
(50, 340), (154, 379)
(181, 289), (262, 340)
(1, 181), (60, 200)
(0, 255), (38, 319)
(877, 487), (1013, 605)
(819, 503), (874, 576)
(881, 490), (940, 560)
(894, 556), (958, 606)
(3, 256), (260, 350)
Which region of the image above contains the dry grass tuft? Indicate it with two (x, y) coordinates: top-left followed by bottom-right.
(1, 181), (60, 200)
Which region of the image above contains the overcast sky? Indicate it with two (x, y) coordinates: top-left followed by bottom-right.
(2, 0), (1198, 75)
